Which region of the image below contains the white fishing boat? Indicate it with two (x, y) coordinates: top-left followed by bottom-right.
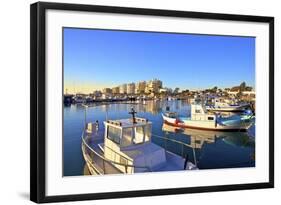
(162, 104), (254, 131)
(206, 98), (249, 112)
(82, 108), (197, 175)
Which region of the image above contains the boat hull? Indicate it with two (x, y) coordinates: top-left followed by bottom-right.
(164, 120), (250, 131)
(206, 105), (249, 112)
(162, 114), (177, 124)
(162, 114), (253, 131)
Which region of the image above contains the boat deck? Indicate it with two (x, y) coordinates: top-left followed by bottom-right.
(152, 151), (196, 171)
(82, 129), (122, 174)
(82, 127), (197, 174)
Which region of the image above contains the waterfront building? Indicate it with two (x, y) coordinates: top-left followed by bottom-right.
(240, 90), (256, 102)
(112, 87), (120, 94)
(135, 81), (146, 94)
(145, 79), (162, 94)
(102, 88), (112, 94)
(91, 90), (102, 99)
(227, 91), (238, 96)
(159, 88), (167, 93)
(127, 83), (135, 94)
(119, 84), (127, 94)
(242, 91), (255, 96)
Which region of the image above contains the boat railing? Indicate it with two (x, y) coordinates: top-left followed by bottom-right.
(152, 134), (197, 166)
(81, 131), (151, 175)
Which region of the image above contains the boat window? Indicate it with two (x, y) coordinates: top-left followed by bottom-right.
(195, 109), (201, 113)
(144, 124), (151, 142)
(107, 126), (121, 144)
(133, 126), (145, 144)
(121, 128), (133, 147)
(168, 112), (176, 118)
(208, 117), (214, 121)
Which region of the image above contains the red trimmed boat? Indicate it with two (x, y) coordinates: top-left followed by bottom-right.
(162, 104), (254, 131)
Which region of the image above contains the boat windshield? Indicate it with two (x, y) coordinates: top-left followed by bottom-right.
(134, 126), (145, 144)
(121, 128), (132, 147)
(107, 126), (121, 144)
(145, 124), (152, 142)
(121, 124), (151, 147)
(166, 112), (177, 118)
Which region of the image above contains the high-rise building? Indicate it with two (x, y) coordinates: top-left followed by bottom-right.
(127, 83), (135, 94)
(119, 84), (127, 94)
(112, 87), (120, 94)
(145, 79), (162, 94)
(135, 81), (146, 94)
(102, 88), (112, 94)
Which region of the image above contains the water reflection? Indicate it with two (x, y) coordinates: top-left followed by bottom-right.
(84, 99), (191, 116)
(161, 123), (255, 169)
(162, 123), (255, 148)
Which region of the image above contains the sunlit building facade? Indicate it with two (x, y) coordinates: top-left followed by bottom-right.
(145, 79), (162, 94)
(119, 84), (127, 94)
(102, 88), (112, 94)
(127, 83), (135, 94)
(112, 87), (120, 94)
(135, 81), (146, 94)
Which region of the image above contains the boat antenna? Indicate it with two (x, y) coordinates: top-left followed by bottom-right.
(129, 107), (137, 124)
(82, 104), (88, 128)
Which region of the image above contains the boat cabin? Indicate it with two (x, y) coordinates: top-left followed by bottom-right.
(104, 117), (152, 147)
(164, 112), (178, 118)
(191, 104), (217, 122)
(102, 116), (167, 173)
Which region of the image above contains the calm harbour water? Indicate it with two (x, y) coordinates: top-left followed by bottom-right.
(63, 100), (255, 176)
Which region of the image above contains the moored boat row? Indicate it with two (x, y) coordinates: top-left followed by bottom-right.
(205, 98), (250, 112)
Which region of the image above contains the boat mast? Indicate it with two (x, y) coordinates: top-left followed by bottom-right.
(82, 104), (88, 127)
(129, 107), (137, 124)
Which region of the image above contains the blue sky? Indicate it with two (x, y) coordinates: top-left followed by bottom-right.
(64, 28), (255, 93)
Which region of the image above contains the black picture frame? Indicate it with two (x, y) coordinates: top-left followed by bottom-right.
(30, 1), (274, 203)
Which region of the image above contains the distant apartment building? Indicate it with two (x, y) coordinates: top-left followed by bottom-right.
(119, 84), (127, 94)
(242, 91), (255, 96)
(227, 90), (255, 97)
(102, 88), (112, 94)
(112, 86), (120, 94)
(127, 83), (135, 94)
(227, 91), (239, 96)
(145, 79), (162, 94)
(240, 91), (256, 101)
(135, 81), (146, 94)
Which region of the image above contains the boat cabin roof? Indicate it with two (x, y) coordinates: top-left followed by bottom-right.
(104, 117), (152, 129)
(165, 112), (178, 118)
